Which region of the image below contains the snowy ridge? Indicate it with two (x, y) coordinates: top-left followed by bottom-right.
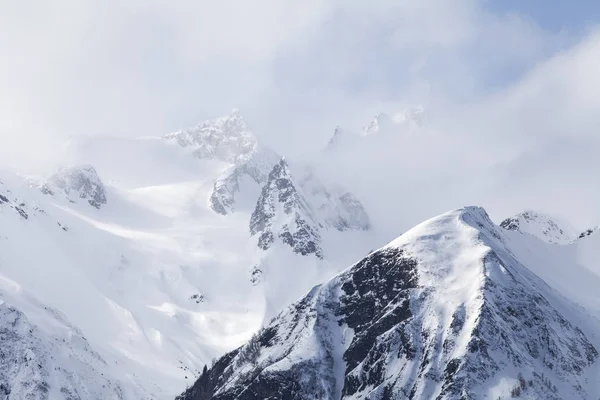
(499, 210), (575, 244)
(178, 206), (598, 400)
(326, 106), (424, 152)
(0, 293), (125, 400)
(164, 109), (258, 164)
(362, 106), (424, 136)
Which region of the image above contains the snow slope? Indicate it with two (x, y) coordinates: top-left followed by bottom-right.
(0, 111), (378, 399)
(178, 207), (600, 400)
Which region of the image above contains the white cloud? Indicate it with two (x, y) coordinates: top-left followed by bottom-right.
(1, 0), (599, 229)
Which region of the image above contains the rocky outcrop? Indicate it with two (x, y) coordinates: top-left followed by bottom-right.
(42, 165), (107, 209)
(250, 159), (323, 259)
(209, 148), (280, 215)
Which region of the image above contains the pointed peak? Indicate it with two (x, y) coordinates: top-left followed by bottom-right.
(269, 157), (291, 179)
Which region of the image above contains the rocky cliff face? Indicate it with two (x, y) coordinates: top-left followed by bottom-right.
(249, 159), (323, 259)
(208, 148), (280, 215)
(178, 207), (597, 400)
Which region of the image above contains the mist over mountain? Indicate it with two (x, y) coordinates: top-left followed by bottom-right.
(3, 1), (600, 399)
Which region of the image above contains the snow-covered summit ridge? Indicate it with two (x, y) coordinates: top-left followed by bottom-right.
(179, 206), (598, 400)
(499, 210), (576, 244)
(363, 105), (425, 136)
(325, 105), (425, 151)
(164, 109), (258, 164)
(40, 164), (107, 209)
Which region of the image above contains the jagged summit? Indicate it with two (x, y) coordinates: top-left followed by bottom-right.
(209, 146), (280, 215)
(363, 106), (424, 136)
(499, 210), (575, 244)
(41, 164), (107, 209)
(165, 109), (258, 164)
(179, 206), (597, 400)
(250, 158), (323, 258)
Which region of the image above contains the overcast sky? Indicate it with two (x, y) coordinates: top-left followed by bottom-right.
(2, 1), (600, 230)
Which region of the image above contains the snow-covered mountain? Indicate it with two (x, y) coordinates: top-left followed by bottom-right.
(164, 109), (257, 165)
(0, 293), (125, 400)
(3, 109), (600, 400)
(208, 147), (280, 215)
(499, 210), (577, 244)
(325, 106), (425, 152)
(178, 207), (600, 400)
(0, 110), (379, 399)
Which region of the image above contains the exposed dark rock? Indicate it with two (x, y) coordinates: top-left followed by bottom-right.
(250, 159), (323, 259)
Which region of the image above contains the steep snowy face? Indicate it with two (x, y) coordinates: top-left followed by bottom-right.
(164, 109), (258, 164)
(0, 179), (35, 220)
(179, 207), (597, 400)
(298, 169), (370, 232)
(209, 147), (280, 215)
(0, 296), (125, 400)
(250, 159), (323, 259)
(362, 106), (424, 136)
(41, 165), (107, 209)
(499, 210), (575, 244)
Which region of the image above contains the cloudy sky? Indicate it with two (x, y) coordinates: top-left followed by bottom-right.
(2, 0), (600, 230)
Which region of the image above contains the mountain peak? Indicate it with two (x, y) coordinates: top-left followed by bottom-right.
(499, 210), (575, 244)
(41, 164), (107, 209)
(180, 205), (597, 400)
(363, 106), (425, 136)
(164, 109), (258, 164)
(250, 158), (323, 258)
